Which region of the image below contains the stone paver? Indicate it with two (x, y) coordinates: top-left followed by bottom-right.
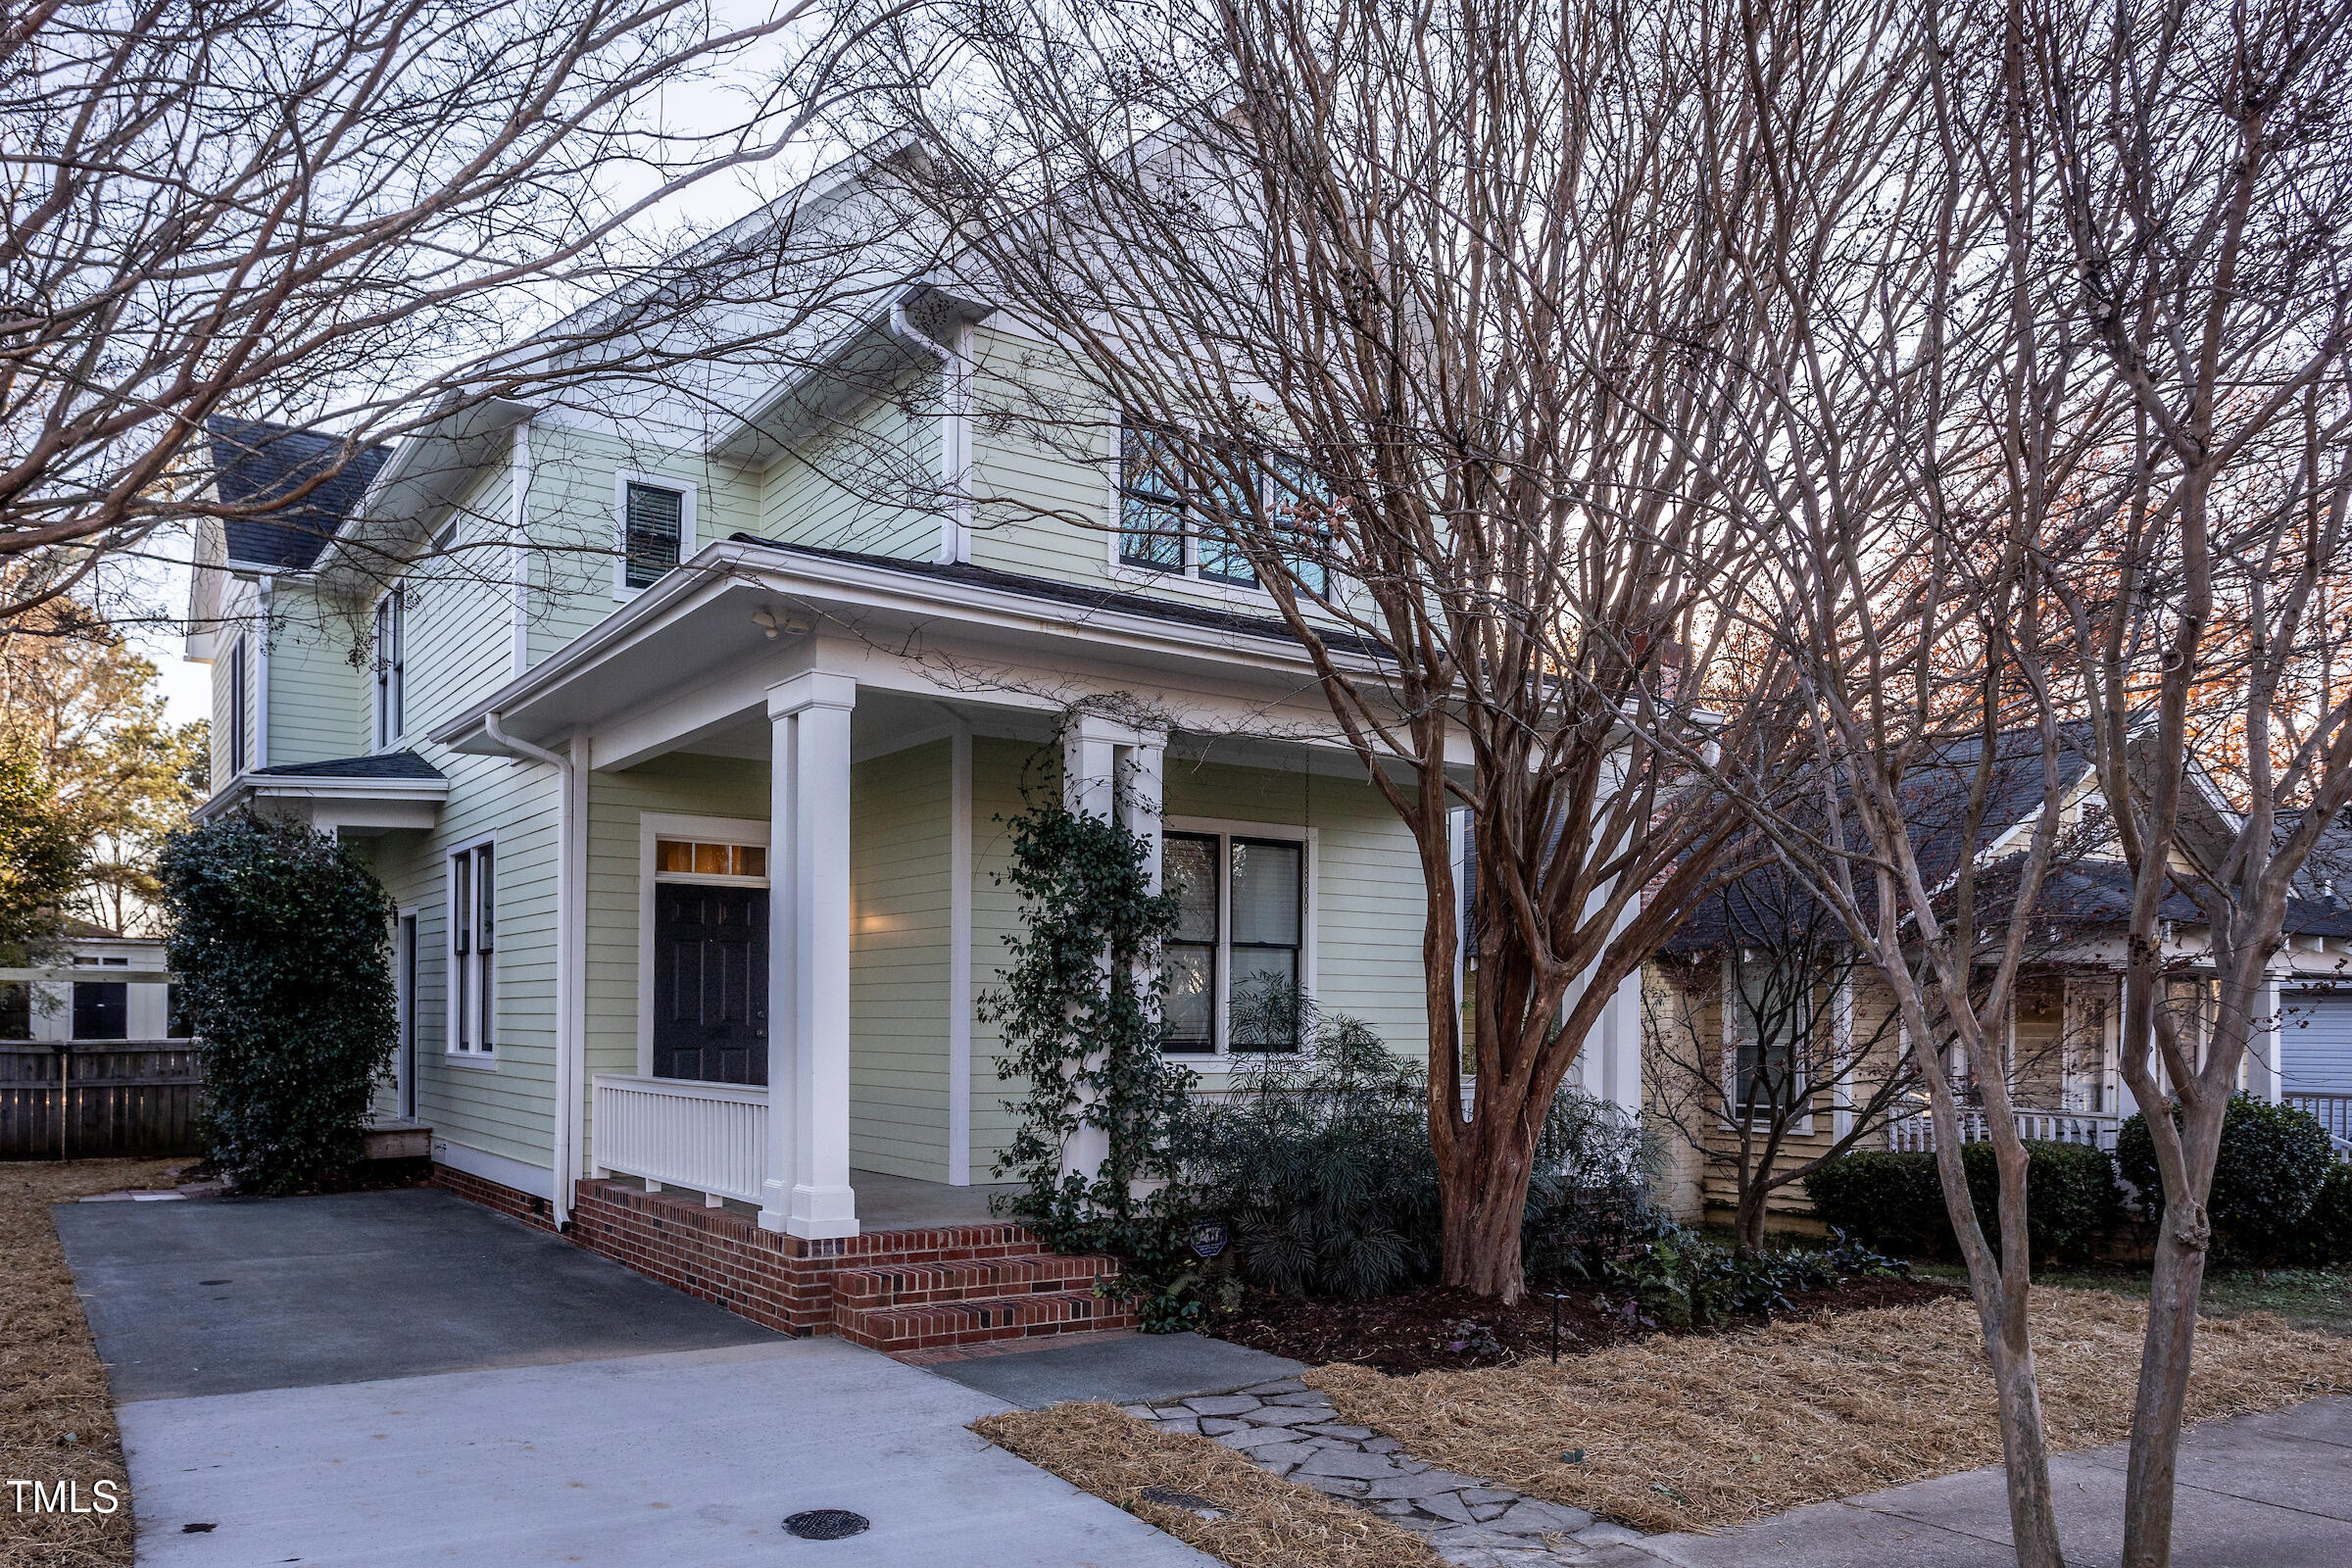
(1125, 1380), (1637, 1565)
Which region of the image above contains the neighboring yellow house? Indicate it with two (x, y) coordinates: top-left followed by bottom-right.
(1641, 735), (2352, 1235)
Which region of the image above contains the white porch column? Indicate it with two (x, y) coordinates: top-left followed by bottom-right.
(1060, 713), (1165, 1180)
(760, 671), (859, 1240)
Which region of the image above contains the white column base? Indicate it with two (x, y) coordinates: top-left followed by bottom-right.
(784, 1184), (860, 1240)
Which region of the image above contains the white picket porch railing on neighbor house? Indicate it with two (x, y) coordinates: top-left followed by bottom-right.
(2287, 1092), (2352, 1159)
(591, 1074), (766, 1206)
(1887, 1107), (2121, 1153)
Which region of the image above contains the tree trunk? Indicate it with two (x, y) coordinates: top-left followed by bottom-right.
(1986, 1329), (2070, 1568)
(2119, 1108), (2221, 1568)
(1437, 1118), (1538, 1301)
(1732, 1183), (1769, 1258)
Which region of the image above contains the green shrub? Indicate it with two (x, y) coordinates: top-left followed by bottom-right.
(2116, 1094), (2336, 1262)
(161, 812), (396, 1194)
(1804, 1150), (1949, 1256)
(1802, 1139), (2119, 1263)
(1600, 1218), (1906, 1329)
(1173, 990), (1655, 1298)
(1176, 1007), (1438, 1298)
(2289, 1162), (2352, 1266)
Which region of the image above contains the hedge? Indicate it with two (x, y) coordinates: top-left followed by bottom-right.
(2116, 1094), (2339, 1263)
(1804, 1139), (2119, 1264)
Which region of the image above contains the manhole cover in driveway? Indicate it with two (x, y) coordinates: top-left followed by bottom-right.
(783, 1509), (870, 1540)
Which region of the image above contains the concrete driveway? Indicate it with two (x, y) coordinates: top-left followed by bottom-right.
(56, 1189), (1215, 1568)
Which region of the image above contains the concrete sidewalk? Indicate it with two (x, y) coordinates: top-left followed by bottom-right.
(1590, 1397), (2352, 1568)
(59, 1190), (1216, 1568)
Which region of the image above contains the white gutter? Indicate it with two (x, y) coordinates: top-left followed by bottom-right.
(888, 286), (973, 565)
(483, 710), (584, 1229)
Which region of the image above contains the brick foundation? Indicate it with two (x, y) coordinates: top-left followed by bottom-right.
(432, 1162), (559, 1232)
(431, 1166), (1130, 1348)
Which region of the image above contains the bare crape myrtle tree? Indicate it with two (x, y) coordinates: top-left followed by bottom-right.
(2011, 4), (2352, 1564)
(1689, 0), (2352, 1565)
(0, 0), (941, 634)
(852, 0), (1852, 1300)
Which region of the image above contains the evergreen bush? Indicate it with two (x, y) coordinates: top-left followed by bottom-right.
(1174, 986), (1656, 1298)
(161, 812), (396, 1193)
(1803, 1139), (2119, 1263)
(2117, 1094), (2337, 1262)
(2289, 1161), (2352, 1266)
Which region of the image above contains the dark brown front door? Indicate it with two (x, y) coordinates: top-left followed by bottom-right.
(652, 884), (767, 1084)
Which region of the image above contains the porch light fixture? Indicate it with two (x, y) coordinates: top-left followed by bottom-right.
(751, 607), (810, 640)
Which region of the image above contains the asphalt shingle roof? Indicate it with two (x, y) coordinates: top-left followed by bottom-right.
(249, 751), (445, 782)
(207, 416), (390, 571)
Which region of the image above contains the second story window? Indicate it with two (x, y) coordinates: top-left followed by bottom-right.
(1117, 420), (1335, 598)
(372, 589), (405, 749)
(621, 479), (687, 591)
(227, 637), (250, 775)
(1117, 425), (1186, 572)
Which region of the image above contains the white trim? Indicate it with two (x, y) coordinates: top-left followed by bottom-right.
(947, 721), (975, 1185)
(509, 421), (534, 677)
(613, 470), (698, 600)
(254, 579), (270, 768)
(429, 1137), (555, 1201)
(445, 832), (498, 1067)
(636, 810), (772, 1078)
(1161, 814), (1317, 1059)
(395, 906), (419, 1119)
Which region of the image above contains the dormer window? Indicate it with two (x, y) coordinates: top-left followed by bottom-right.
(619, 477), (689, 592)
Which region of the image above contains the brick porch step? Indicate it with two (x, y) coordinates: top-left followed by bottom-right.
(831, 1252), (1118, 1313)
(838, 1284), (1138, 1352)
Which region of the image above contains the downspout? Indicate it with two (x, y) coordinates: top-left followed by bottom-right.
(888, 286), (972, 564)
(484, 710), (581, 1229)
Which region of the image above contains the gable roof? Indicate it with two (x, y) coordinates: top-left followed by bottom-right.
(207, 416), (391, 571)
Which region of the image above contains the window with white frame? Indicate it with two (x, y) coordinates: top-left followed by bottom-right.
(227, 637), (250, 774)
(371, 589), (405, 749)
(1727, 949), (1809, 1116)
(1116, 422), (1332, 597)
(449, 843), (495, 1056)
(619, 478), (689, 591)
(1162, 827), (1308, 1054)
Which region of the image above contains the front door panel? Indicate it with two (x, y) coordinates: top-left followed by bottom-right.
(652, 885), (767, 1084)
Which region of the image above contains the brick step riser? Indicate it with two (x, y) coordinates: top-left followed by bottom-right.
(837, 1292), (1139, 1353)
(831, 1257), (1120, 1311)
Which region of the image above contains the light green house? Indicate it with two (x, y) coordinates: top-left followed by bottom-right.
(185, 172), (1646, 1248)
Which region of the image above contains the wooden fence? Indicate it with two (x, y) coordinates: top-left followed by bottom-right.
(0, 1042), (204, 1160)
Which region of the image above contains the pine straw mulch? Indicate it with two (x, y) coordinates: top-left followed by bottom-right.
(2, 1158), (186, 1568)
(1209, 1277), (1967, 1373)
(972, 1401), (1442, 1568)
(1307, 1287), (2350, 1536)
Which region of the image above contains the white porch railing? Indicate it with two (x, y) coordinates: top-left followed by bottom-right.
(2286, 1092), (2352, 1160)
(591, 1074), (766, 1205)
(1887, 1107), (2120, 1153)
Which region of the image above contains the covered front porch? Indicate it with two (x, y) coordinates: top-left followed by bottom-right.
(426, 535), (1476, 1261)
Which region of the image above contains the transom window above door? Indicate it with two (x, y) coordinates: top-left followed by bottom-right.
(1162, 827), (1308, 1054)
(655, 838), (767, 880)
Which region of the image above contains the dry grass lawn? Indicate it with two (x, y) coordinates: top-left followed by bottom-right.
(2, 1158), (184, 1568)
(1308, 1288), (2348, 1535)
(973, 1401), (1442, 1568)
